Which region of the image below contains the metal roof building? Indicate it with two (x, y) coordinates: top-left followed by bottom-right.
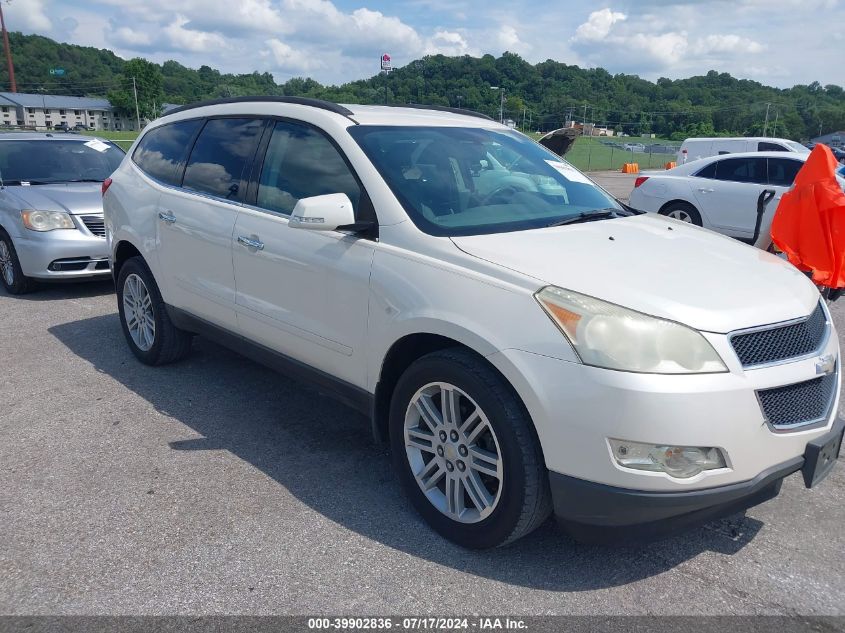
(0, 92), (136, 131)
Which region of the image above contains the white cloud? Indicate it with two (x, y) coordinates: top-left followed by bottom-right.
(265, 38), (323, 73)
(694, 34), (765, 55)
(572, 8), (627, 42)
(9, 0), (845, 89)
(6, 0), (52, 31)
(425, 30), (471, 56)
(162, 15), (228, 53)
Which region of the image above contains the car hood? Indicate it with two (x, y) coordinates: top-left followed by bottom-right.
(451, 213), (819, 333)
(7, 183), (103, 215)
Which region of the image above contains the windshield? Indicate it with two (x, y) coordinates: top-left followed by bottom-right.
(348, 126), (623, 236)
(0, 139), (124, 184)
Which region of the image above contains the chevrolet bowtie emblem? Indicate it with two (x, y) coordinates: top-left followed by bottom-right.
(815, 354), (836, 376)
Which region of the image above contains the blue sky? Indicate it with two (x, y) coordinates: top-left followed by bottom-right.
(7, 0), (843, 88)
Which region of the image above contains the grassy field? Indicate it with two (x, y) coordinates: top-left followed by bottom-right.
(80, 130), (139, 151)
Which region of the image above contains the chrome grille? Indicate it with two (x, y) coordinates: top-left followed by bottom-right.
(757, 372), (837, 429)
(80, 215), (105, 238)
(730, 302), (827, 367)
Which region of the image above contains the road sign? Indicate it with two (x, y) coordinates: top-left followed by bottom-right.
(380, 53), (391, 72)
(49, 68), (65, 76)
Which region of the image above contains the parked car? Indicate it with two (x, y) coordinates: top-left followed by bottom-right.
(628, 151), (845, 249)
(52, 122), (69, 132)
(72, 123), (93, 132)
(623, 143), (645, 152)
(104, 98), (842, 548)
(678, 137), (809, 164)
(0, 133), (124, 294)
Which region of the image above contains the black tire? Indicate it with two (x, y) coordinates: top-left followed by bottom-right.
(659, 201), (702, 226)
(116, 256), (192, 365)
(0, 230), (33, 295)
(389, 348), (551, 549)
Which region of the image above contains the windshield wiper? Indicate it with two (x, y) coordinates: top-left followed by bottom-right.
(546, 208), (625, 227)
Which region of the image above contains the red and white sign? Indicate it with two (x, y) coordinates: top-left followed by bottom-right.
(381, 53), (392, 72)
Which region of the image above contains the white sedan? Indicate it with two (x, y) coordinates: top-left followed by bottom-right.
(628, 151), (845, 249)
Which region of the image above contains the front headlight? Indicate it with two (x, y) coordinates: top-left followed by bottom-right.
(535, 286), (727, 374)
(21, 209), (76, 232)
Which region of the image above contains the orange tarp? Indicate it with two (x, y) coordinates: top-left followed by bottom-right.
(771, 144), (845, 289)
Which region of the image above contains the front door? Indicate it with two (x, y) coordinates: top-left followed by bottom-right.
(232, 119), (376, 388)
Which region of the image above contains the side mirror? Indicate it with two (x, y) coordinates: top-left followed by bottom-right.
(289, 193), (355, 231)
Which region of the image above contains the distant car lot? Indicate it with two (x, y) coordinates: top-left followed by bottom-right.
(0, 274), (843, 614)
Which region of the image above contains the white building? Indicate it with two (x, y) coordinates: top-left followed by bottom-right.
(0, 92), (142, 131)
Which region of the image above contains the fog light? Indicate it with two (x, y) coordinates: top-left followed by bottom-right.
(609, 439), (727, 479)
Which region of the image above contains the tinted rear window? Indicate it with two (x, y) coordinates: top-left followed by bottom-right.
(132, 119), (202, 185)
(182, 118), (264, 200)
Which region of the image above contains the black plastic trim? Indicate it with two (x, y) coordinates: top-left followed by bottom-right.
(163, 96), (356, 119)
(393, 103), (494, 121)
(549, 455), (807, 543)
(165, 305), (374, 416)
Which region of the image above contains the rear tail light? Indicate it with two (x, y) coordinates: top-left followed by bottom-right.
(634, 176), (649, 188)
(101, 177), (113, 197)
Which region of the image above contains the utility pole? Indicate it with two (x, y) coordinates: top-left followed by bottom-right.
(522, 107), (526, 131)
(763, 102), (771, 137)
(0, 0), (17, 92)
(490, 86), (504, 123)
(772, 109), (779, 138)
(132, 76), (141, 131)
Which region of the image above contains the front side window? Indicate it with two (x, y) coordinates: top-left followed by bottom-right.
(0, 140), (124, 184)
(182, 118), (264, 200)
(768, 158), (803, 187)
(256, 120), (361, 216)
(349, 126), (621, 236)
(132, 118), (202, 186)
(713, 157), (767, 184)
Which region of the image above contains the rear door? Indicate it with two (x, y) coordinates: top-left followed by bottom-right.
(156, 117), (266, 330)
(691, 156), (767, 236)
(232, 119), (376, 387)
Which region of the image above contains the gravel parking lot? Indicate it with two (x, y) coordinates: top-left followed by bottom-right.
(1, 245), (844, 615)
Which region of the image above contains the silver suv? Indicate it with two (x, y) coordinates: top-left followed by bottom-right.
(0, 133), (124, 294)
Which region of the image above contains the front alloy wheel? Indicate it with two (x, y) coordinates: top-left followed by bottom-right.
(0, 239), (14, 287)
(390, 349), (551, 548)
(405, 382), (503, 523)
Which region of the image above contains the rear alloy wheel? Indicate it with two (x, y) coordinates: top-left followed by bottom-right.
(659, 202), (702, 226)
(116, 256), (192, 365)
(0, 232), (33, 295)
(390, 349), (551, 549)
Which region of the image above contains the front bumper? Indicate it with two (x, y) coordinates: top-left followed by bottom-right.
(13, 222), (110, 280)
(550, 416), (843, 543)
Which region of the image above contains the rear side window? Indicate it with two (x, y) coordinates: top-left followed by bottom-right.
(132, 119), (202, 185)
(768, 158), (803, 187)
(714, 157), (767, 184)
(182, 118), (265, 200)
(759, 141), (788, 152)
(694, 162), (717, 179)
(255, 120), (361, 216)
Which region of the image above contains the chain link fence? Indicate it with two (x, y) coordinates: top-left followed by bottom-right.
(560, 137), (683, 172)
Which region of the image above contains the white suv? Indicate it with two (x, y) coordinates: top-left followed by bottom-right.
(104, 97), (843, 548)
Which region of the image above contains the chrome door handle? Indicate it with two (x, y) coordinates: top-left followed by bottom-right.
(697, 188), (714, 193)
(237, 235), (264, 251)
(158, 211), (176, 224)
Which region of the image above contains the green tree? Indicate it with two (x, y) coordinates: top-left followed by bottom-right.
(107, 58), (164, 121)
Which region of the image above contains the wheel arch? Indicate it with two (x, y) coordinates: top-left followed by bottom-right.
(658, 198), (699, 214)
(112, 239), (145, 284)
(371, 330), (533, 449)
